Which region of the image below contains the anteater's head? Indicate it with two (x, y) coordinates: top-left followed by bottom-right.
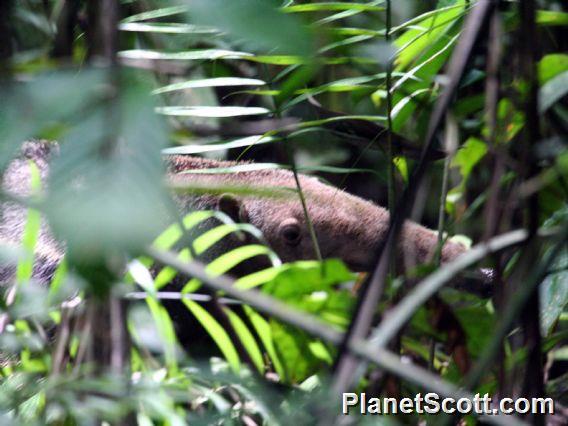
(168, 155), (471, 273)
(168, 157), (392, 272)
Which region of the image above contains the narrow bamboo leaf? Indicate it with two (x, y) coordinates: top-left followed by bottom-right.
(315, 0), (385, 25)
(192, 224), (264, 256)
(16, 162), (42, 285)
(154, 249), (191, 290)
(391, 87), (431, 129)
(394, 1), (465, 70)
(119, 22), (218, 34)
(326, 27), (382, 37)
(162, 136), (277, 155)
(223, 307), (265, 373)
(206, 245), (274, 276)
(392, 32), (460, 91)
(153, 78), (266, 95)
(536, 10), (568, 26)
(118, 49), (254, 61)
(235, 266), (282, 290)
(182, 298), (241, 373)
(156, 106), (270, 118)
(47, 260), (68, 303)
(390, 3), (466, 34)
(284, 2), (384, 13)
(244, 305), (285, 379)
(145, 297), (179, 371)
(121, 5), (188, 23)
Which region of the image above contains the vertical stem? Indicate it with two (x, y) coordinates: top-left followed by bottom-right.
(436, 113), (457, 263)
(0, 0), (12, 82)
(518, 1), (543, 422)
(385, 0), (395, 212)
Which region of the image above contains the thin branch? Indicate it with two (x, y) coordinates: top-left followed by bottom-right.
(368, 227), (558, 349)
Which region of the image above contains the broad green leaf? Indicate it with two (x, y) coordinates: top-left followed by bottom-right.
(263, 259), (354, 300)
(183, 299), (240, 373)
(540, 246), (568, 336)
(451, 137), (488, 180)
(539, 71), (568, 113)
(538, 54), (568, 85)
(271, 321), (322, 383)
(189, 0), (313, 56)
(540, 205), (568, 335)
(45, 71), (168, 264)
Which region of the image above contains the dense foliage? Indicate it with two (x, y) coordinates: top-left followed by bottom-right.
(1, 0), (567, 424)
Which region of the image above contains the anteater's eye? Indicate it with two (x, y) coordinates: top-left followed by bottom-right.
(280, 219), (301, 246)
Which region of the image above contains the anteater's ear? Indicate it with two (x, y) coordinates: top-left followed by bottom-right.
(217, 194), (249, 223)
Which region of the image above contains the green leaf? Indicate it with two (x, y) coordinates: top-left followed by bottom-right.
(119, 22), (218, 34)
(262, 259), (354, 300)
(540, 245), (568, 336)
(538, 54), (568, 85)
(234, 266), (282, 290)
(182, 299), (241, 373)
(16, 162), (42, 285)
(162, 135), (277, 155)
(118, 49), (254, 61)
(451, 137), (488, 180)
(539, 71), (568, 113)
(540, 205), (568, 335)
(223, 307), (265, 373)
(121, 5), (188, 23)
(244, 306), (285, 379)
(284, 2), (384, 13)
(156, 106), (270, 118)
(45, 71), (168, 264)
(153, 77), (266, 94)
(271, 321), (323, 383)
(144, 297), (179, 371)
(536, 10), (568, 26)
(189, 0), (313, 56)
